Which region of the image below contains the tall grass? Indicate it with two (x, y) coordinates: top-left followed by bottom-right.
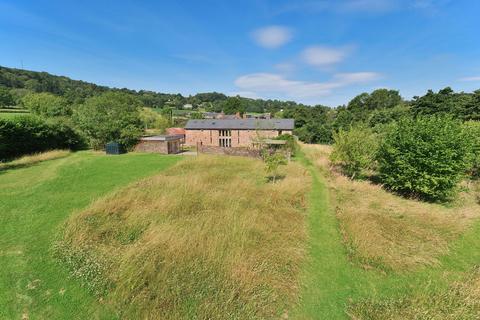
(302, 143), (480, 272)
(55, 155), (310, 319)
(0, 150), (71, 170)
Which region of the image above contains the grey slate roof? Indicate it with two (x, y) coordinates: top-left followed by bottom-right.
(185, 118), (294, 130)
(140, 134), (184, 141)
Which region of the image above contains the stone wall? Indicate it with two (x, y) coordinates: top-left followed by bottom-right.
(197, 144), (261, 158)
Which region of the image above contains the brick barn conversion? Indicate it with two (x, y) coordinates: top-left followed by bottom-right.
(185, 119), (294, 148)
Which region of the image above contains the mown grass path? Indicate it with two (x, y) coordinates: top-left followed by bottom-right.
(294, 151), (480, 319)
(0, 152), (180, 319)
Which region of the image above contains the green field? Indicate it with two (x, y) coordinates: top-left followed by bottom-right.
(1, 149), (479, 319)
(0, 111), (30, 119)
(0, 152), (180, 319)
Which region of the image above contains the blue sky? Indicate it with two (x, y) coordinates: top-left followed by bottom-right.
(1, 0), (479, 106)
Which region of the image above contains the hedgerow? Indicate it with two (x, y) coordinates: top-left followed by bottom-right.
(0, 115), (84, 161)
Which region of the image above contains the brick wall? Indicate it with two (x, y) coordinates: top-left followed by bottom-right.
(185, 129), (292, 147)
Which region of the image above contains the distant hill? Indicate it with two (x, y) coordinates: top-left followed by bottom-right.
(0, 65), (306, 112)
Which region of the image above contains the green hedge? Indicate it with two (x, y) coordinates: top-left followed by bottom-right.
(0, 116), (84, 161)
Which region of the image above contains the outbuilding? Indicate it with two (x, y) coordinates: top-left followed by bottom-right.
(134, 135), (183, 154)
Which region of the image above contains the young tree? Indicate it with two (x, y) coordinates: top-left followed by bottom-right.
(264, 152), (287, 183)
(74, 92), (143, 150)
(140, 108), (170, 132)
(330, 125), (379, 179)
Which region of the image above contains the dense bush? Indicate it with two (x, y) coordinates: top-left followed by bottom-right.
(74, 92), (143, 150)
(0, 86), (15, 107)
(330, 125), (379, 178)
(0, 116), (84, 161)
(464, 121), (480, 178)
(377, 116), (470, 201)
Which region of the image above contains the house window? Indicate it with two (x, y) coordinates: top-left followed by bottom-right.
(219, 138), (231, 147)
(219, 130), (232, 137)
(218, 130), (232, 147)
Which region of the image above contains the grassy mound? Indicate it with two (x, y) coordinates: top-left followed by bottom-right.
(55, 155), (309, 319)
(303, 144), (480, 272)
(350, 267), (480, 319)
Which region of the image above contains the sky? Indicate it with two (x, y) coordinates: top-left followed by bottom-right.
(1, 0), (479, 107)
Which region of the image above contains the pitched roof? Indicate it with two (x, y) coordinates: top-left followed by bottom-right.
(185, 119), (294, 130)
(140, 134), (184, 141)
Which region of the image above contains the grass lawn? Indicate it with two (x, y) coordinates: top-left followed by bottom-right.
(293, 146), (480, 319)
(0, 151), (180, 319)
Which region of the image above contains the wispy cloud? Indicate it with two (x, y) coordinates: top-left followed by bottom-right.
(234, 72), (381, 99)
(459, 76), (480, 82)
(301, 46), (351, 67)
(339, 0), (399, 12)
(412, 0), (451, 9)
(274, 0), (450, 15)
(251, 26), (293, 49)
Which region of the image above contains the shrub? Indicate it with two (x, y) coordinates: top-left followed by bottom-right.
(330, 125), (379, 179)
(463, 121), (480, 178)
(275, 134), (298, 156)
(0, 116), (84, 161)
(377, 116), (470, 201)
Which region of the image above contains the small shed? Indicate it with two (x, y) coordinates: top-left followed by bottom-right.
(105, 142), (125, 155)
(134, 135), (183, 154)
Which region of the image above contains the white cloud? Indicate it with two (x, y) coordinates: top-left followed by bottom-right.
(234, 72), (381, 99)
(334, 72), (382, 83)
(301, 46), (349, 67)
(459, 76), (480, 82)
(252, 26), (293, 49)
